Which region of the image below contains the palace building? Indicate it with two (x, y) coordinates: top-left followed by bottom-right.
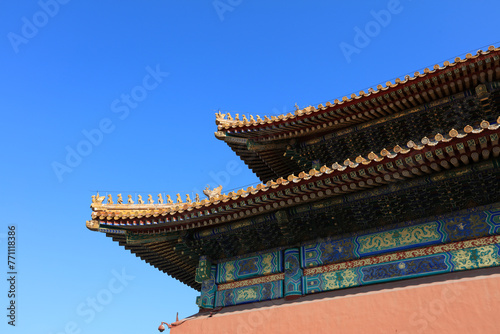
(87, 45), (500, 333)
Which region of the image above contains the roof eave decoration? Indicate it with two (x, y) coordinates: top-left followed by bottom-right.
(214, 45), (500, 136)
(86, 220), (99, 231)
(88, 116), (500, 234)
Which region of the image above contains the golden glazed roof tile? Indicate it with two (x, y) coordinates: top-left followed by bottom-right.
(215, 45), (500, 134)
(89, 117), (500, 228)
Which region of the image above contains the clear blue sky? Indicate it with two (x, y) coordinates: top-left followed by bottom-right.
(0, 1), (499, 333)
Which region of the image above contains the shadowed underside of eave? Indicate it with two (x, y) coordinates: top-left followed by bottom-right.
(226, 141), (296, 182)
(110, 234), (201, 290)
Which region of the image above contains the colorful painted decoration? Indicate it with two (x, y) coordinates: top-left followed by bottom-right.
(216, 251), (283, 284)
(195, 256), (212, 283)
(284, 248), (302, 298)
(303, 242), (500, 294)
(301, 207), (500, 268)
(199, 266), (217, 309)
(215, 281), (283, 307)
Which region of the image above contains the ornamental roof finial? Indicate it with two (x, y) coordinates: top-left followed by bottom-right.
(92, 192), (105, 205)
(176, 194), (183, 203)
(137, 195), (144, 204)
(203, 185), (223, 199)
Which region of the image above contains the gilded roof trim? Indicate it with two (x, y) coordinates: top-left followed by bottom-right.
(89, 116), (500, 231)
(215, 46), (500, 134)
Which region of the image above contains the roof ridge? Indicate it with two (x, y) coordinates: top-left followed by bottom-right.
(90, 116), (500, 216)
(215, 45), (499, 129)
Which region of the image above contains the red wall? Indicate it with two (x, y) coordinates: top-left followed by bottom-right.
(171, 272), (500, 334)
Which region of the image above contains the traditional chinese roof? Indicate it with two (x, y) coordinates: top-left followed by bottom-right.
(87, 46), (500, 289)
(89, 119), (500, 224)
(88, 117), (500, 289)
(215, 45), (500, 182)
